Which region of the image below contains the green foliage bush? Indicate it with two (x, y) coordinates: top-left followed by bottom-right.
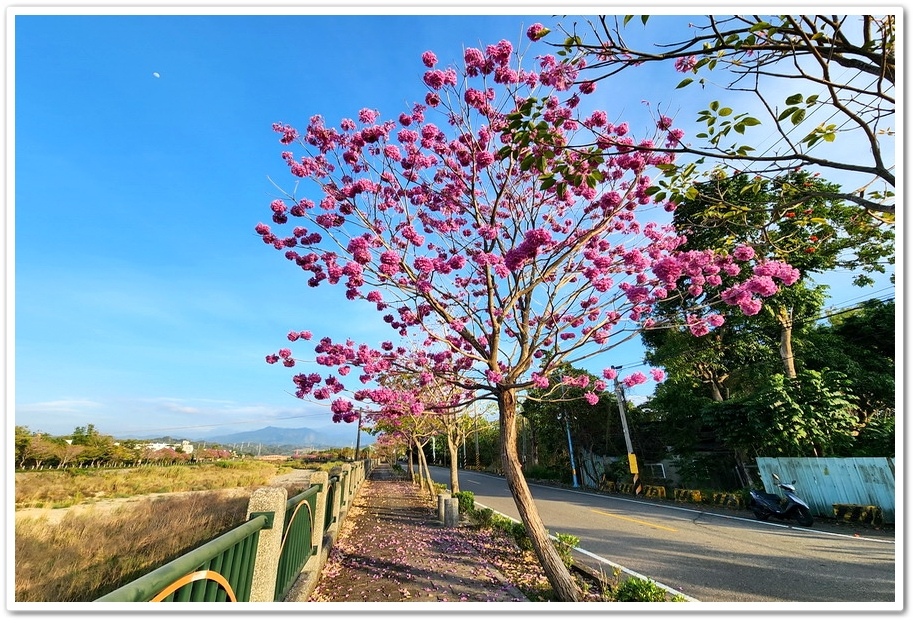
(62, 466), (89, 476)
(523, 464), (565, 481)
(469, 506), (494, 527)
(612, 577), (671, 602)
(507, 521), (532, 550)
(603, 460), (631, 484)
(454, 490), (475, 514)
(553, 532), (579, 569)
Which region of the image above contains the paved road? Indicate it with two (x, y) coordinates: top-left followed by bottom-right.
(428, 466), (898, 605)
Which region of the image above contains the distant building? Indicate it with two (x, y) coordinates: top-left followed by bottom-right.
(139, 440), (194, 454)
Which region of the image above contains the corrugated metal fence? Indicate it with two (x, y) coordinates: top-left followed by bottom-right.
(755, 457), (896, 524)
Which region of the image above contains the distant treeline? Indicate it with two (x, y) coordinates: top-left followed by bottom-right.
(14, 424), (233, 470)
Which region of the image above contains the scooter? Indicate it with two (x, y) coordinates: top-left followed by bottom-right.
(747, 473), (814, 527)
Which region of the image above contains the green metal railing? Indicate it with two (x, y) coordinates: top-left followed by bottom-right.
(91, 461), (372, 603)
(95, 513), (271, 602)
(274, 484), (321, 600)
(324, 475), (340, 530)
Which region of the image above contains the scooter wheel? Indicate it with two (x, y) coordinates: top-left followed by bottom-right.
(749, 501), (769, 520)
(795, 507), (814, 527)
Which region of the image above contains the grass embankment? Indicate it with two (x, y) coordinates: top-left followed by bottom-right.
(15, 461), (289, 509)
(14, 461), (296, 602)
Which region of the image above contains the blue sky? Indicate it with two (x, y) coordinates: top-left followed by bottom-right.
(9, 7), (897, 440)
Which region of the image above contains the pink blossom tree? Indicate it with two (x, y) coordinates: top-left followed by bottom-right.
(371, 431), (408, 466)
(258, 33), (797, 600)
(372, 366), (476, 495)
(358, 380), (445, 498)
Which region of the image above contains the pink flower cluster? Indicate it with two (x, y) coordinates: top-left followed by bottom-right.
(504, 228), (554, 271)
(674, 55), (698, 73)
(537, 54), (585, 91)
(719, 261), (800, 316)
(526, 22), (550, 41)
(623, 371), (647, 388)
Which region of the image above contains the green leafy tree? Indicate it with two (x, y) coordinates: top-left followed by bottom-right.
(801, 299), (895, 455)
(663, 170), (891, 379)
(520, 364), (608, 466)
(15, 426), (35, 468)
(68, 425), (123, 466)
(671, 171), (894, 286)
(544, 14), (896, 216)
(704, 369), (859, 458)
(69, 424), (99, 445)
(53, 439), (86, 468)
(639, 170), (893, 477)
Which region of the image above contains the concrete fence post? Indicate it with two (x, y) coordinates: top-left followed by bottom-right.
(353, 460), (363, 483)
(281, 470), (337, 602)
(339, 465), (353, 512)
(329, 472), (342, 528)
(444, 497), (460, 527)
(306, 470), (330, 572)
(438, 493), (450, 523)
(245, 486), (288, 602)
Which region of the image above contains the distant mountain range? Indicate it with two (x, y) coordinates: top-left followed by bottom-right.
(144, 425), (373, 452)
(207, 425), (370, 450)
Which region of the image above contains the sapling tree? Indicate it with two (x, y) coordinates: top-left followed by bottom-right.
(257, 32), (797, 600)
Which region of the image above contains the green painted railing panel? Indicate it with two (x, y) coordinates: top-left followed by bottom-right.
(324, 476), (340, 529)
(94, 514), (269, 602)
(274, 484), (321, 600)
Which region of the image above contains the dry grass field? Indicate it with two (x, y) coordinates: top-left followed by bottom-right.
(13, 461), (302, 602)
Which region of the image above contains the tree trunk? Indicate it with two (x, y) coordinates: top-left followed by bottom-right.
(407, 445), (416, 482)
(699, 362), (726, 402)
(709, 379), (724, 402)
(498, 388), (580, 601)
(414, 440), (437, 499)
(446, 435), (461, 493)
(777, 305), (797, 379)
(734, 448), (754, 488)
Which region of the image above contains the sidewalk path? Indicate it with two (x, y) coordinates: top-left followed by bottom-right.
(304, 464), (530, 602)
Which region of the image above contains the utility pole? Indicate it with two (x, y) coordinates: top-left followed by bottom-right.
(474, 402), (480, 468)
(564, 411), (579, 488)
(613, 367), (641, 495)
(354, 410), (362, 461)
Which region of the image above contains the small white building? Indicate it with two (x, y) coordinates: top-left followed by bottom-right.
(141, 440), (194, 454)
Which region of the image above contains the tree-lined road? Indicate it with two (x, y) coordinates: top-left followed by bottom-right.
(428, 466), (897, 604)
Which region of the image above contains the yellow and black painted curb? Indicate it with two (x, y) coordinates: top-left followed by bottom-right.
(673, 488), (704, 503)
(833, 504), (884, 526)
